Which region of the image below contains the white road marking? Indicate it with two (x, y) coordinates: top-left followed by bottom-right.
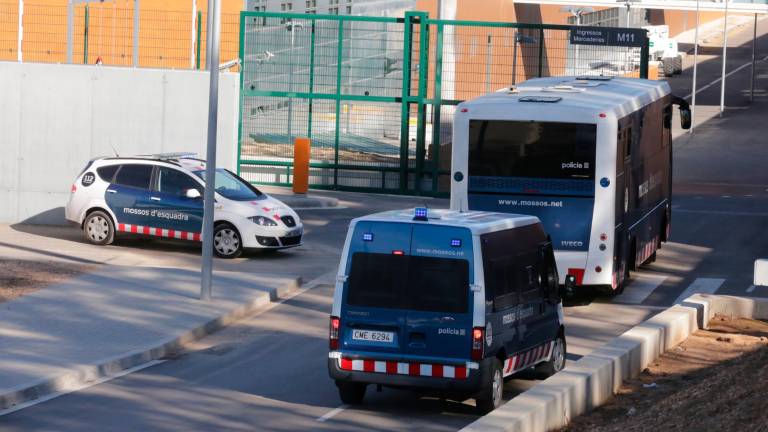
(317, 404), (348, 422)
(673, 278), (726, 304)
(747, 285), (757, 293)
(612, 273), (668, 305)
(0, 360), (166, 417)
(684, 55), (768, 100)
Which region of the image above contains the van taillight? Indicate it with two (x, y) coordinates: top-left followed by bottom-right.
(329, 316), (340, 350)
(471, 327), (484, 361)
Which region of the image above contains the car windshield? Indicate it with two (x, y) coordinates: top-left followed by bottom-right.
(193, 168), (264, 201)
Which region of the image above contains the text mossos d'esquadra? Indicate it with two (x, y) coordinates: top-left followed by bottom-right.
(123, 207), (189, 221)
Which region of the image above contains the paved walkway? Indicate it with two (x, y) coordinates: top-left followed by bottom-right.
(0, 265), (300, 411)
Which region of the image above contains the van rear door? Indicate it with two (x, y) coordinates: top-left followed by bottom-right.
(340, 222), (411, 355)
(406, 225), (474, 360)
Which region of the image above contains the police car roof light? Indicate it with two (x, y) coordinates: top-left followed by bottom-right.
(413, 207), (428, 221)
(139, 152), (198, 160)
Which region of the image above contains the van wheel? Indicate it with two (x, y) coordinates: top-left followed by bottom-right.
(83, 211), (115, 245)
(536, 335), (566, 378)
(336, 381), (366, 405)
(475, 359), (504, 415)
(213, 223), (243, 259)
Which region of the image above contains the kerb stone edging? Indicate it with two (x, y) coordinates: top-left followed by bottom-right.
(0, 277), (301, 411)
(461, 295), (768, 432)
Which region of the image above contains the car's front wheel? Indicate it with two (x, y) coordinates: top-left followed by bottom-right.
(213, 223), (243, 259)
(83, 210), (115, 245)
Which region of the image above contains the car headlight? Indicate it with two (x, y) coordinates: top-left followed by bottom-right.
(249, 216), (277, 226)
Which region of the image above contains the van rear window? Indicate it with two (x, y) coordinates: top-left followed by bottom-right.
(346, 253), (469, 314)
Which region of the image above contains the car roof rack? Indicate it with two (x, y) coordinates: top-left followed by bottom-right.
(137, 152), (198, 160)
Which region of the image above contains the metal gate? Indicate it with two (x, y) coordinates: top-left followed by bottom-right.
(237, 11), (649, 196)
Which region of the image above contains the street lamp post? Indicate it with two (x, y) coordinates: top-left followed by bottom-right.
(561, 6), (594, 75)
(286, 21), (304, 144)
(512, 32), (538, 86)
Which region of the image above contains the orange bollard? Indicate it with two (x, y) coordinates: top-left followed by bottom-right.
(293, 137), (311, 194)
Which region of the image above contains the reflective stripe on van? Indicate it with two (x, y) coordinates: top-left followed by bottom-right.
(338, 357), (469, 380)
(502, 341), (554, 377)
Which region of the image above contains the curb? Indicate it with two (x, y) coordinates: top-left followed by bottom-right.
(461, 294), (768, 432)
(0, 276), (302, 411)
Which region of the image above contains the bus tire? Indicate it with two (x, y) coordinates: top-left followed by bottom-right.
(662, 58), (675, 77)
(476, 359), (504, 415)
(337, 381), (366, 405)
(673, 55), (683, 74)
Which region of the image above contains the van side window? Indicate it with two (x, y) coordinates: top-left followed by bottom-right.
(518, 250), (541, 303)
(487, 257), (518, 311)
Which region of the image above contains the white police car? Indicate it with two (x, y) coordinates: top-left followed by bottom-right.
(65, 153), (303, 258)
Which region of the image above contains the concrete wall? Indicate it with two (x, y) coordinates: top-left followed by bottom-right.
(0, 61), (240, 225)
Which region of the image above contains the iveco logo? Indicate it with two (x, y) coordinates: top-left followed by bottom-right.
(561, 240), (584, 247)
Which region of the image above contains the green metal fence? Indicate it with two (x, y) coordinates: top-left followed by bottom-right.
(237, 11), (649, 196)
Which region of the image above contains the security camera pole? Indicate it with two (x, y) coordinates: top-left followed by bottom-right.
(200, 0), (221, 301)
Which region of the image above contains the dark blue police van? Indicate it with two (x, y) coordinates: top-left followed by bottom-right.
(328, 208), (567, 413)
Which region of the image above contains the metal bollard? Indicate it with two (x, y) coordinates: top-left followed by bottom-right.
(293, 137), (310, 194)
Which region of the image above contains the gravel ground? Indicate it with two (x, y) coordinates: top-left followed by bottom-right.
(565, 316), (768, 432)
(0, 259), (98, 303)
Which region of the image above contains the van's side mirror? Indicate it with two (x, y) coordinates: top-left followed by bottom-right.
(672, 95), (691, 130)
(185, 188), (202, 199)
(560, 274), (576, 298)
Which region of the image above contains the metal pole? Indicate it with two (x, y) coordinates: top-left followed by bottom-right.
(67, 0), (74, 63)
(132, 0), (140, 67)
(751, 13), (757, 103)
(16, 0), (22, 62)
(84, 4), (89, 64)
(690, 0), (700, 133)
(287, 24), (294, 143)
(201, 0), (221, 301)
(196, 10), (202, 69)
(719, 0), (729, 117)
(191, 0), (197, 69)
(512, 33), (519, 86)
(575, 14), (581, 75)
(485, 34), (491, 93)
(205, 0), (214, 70)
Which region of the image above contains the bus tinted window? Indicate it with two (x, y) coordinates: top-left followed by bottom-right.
(346, 253), (469, 313)
(468, 120), (597, 180)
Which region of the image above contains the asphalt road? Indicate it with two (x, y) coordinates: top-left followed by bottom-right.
(2, 18), (768, 432)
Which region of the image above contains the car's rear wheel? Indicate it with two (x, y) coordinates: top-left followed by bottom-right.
(475, 359), (504, 415)
(83, 210), (115, 245)
(536, 334), (566, 378)
(213, 223), (243, 259)
(337, 381), (366, 405)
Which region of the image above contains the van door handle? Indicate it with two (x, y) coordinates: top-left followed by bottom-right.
(150, 196), (161, 202)
(106, 189), (117, 194)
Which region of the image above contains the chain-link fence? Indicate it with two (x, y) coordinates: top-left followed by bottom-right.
(0, 1), (239, 69)
(238, 11), (648, 196)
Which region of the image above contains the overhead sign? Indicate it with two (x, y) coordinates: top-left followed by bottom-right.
(570, 27), (647, 47)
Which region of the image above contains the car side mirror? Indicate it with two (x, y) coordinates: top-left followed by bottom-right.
(679, 106), (691, 130)
(185, 189), (202, 199)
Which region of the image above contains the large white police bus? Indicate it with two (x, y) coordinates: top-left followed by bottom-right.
(450, 76), (690, 293)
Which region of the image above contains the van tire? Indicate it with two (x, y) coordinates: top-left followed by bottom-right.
(536, 335), (566, 378)
(337, 381), (366, 405)
(83, 210), (115, 246)
(475, 359), (504, 415)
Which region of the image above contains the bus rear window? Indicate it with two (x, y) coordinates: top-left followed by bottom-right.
(468, 120), (597, 180)
(346, 253), (469, 314)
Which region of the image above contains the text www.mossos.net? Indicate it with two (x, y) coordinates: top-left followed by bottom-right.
(498, 199), (564, 208)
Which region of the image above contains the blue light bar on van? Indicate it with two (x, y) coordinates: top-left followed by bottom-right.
(362, 233), (374, 242)
(414, 208), (428, 221)
(451, 239), (462, 247)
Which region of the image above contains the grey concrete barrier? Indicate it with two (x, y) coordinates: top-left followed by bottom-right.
(461, 295), (768, 432)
